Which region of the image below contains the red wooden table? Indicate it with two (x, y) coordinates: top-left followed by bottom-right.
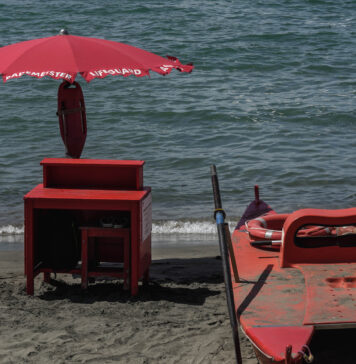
(24, 158), (152, 296)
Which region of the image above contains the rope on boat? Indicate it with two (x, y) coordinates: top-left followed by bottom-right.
(298, 345), (314, 363)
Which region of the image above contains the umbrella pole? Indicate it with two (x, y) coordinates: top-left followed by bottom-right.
(210, 165), (243, 364)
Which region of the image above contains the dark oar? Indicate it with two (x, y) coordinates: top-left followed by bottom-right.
(211, 165), (243, 364)
(250, 240), (281, 247)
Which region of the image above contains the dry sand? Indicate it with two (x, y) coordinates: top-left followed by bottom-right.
(0, 243), (258, 364)
(1, 243), (356, 363)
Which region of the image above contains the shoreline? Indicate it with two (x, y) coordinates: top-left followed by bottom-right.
(0, 242), (257, 364)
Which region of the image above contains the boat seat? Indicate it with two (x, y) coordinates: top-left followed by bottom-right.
(281, 208), (356, 267)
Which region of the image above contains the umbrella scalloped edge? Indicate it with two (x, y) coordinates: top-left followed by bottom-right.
(1, 57), (194, 83)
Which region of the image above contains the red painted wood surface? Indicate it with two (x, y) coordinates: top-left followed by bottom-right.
(24, 158), (151, 296)
(41, 158), (144, 190)
(282, 208), (356, 267)
(25, 186), (151, 295)
(25, 184), (149, 202)
(232, 207), (356, 363)
(245, 326), (314, 363)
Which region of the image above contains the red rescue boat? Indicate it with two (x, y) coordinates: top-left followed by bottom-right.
(231, 186), (356, 363)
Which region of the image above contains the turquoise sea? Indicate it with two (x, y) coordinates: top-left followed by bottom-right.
(0, 1), (356, 248)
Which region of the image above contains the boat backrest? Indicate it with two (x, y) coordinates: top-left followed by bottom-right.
(281, 208), (356, 267)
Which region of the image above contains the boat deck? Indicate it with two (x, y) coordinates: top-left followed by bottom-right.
(232, 230), (356, 330)
(301, 264), (356, 327)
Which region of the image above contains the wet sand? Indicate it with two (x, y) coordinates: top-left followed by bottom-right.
(0, 243), (258, 364)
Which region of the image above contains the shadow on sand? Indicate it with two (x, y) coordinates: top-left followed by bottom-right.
(38, 256), (224, 306)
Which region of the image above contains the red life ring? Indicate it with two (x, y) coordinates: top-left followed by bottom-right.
(246, 214), (334, 241)
(246, 213), (288, 241)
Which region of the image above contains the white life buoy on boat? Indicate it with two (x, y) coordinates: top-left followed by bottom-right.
(246, 214), (288, 241)
(246, 213), (335, 241)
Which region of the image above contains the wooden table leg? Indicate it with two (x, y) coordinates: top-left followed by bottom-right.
(27, 272), (34, 295)
(25, 201), (34, 295)
(43, 272), (51, 283)
(131, 210), (139, 296)
(143, 269), (150, 285)
(81, 229), (88, 289)
(123, 232), (130, 290)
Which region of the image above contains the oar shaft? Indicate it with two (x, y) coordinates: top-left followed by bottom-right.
(224, 223), (240, 283)
(211, 165), (243, 364)
(211, 165), (222, 210)
(250, 240), (281, 246)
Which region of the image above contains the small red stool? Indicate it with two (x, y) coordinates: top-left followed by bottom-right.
(80, 227), (130, 290)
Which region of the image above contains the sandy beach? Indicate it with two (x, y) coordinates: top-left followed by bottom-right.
(2, 242), (356, 364)
(0, 242), (258, 364)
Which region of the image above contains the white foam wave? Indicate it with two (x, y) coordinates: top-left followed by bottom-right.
(0, 220), (236, 238)
(152, 220), (235, 235)
(0, 225), (24, 235)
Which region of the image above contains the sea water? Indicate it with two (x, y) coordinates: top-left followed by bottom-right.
(0, 1), (356, 249)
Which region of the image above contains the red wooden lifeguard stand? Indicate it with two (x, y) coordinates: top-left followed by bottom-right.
(24, 158), (152, 295)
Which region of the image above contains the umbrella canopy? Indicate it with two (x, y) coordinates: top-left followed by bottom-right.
(0, 30), (193, 83)
(0, 30), (193, 158)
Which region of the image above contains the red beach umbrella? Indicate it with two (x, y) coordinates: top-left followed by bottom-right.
(0, 29), (193, 83)
(0, 29), (193, 157)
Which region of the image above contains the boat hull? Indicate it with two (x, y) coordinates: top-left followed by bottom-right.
(230, 200), (356, 363)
